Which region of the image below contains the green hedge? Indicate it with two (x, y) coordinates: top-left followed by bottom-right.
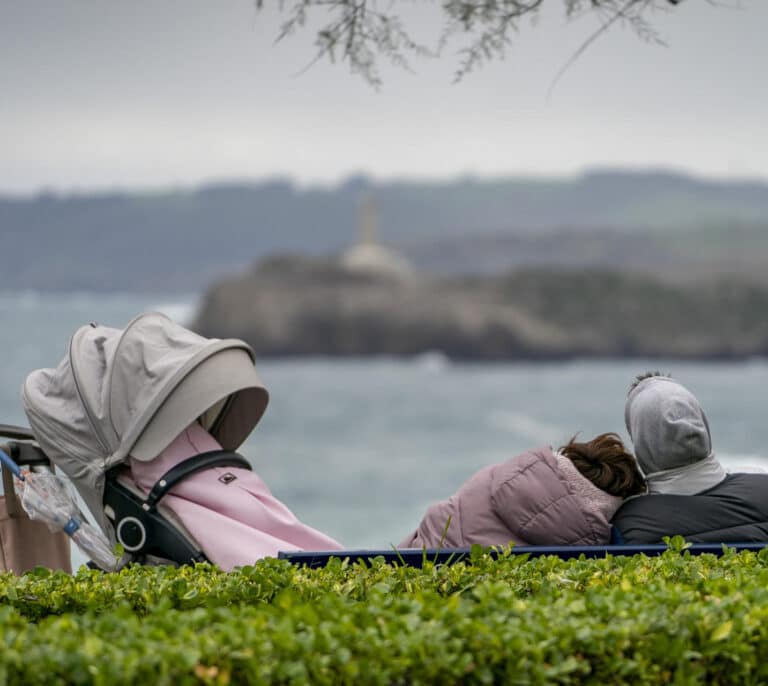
(2, 542), (768, 684)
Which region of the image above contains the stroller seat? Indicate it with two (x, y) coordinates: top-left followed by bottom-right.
(104, 449), (252, 566)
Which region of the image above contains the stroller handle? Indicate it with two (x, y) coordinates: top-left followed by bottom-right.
(0, 424), (51, 467)
(0, 448), (23, 479)
(0, 442), (51, 469)
(0, 424), (36, 442)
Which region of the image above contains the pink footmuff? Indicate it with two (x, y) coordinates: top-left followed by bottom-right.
(129, 421), (342, 570)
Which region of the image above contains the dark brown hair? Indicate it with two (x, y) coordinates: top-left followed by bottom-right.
(558, 432), (646, 499)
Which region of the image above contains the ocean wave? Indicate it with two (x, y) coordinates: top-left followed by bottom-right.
(718, 452), (768, 473)
(147, 301), (197, 326)
(486, 410), (563, 443)
(412, 350), (450, 373)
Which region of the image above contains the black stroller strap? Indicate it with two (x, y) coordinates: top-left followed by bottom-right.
(144, 450), (251, 511)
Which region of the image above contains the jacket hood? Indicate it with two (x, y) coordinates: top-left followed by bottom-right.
(625, 376), (726, 495)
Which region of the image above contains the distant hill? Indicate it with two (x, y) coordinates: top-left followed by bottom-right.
(1, 169), (767, 292)
(405, 224), (768, 281)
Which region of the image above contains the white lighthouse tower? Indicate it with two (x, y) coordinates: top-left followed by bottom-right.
(341, 193), (412, 279)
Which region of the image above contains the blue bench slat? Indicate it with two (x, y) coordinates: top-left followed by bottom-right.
(278, 542), (768, 568)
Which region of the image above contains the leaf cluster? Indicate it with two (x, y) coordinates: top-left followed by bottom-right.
(0, 546), (766, 683)
(256, 1), (684, 86)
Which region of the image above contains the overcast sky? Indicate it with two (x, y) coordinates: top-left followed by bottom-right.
(1, 1), (766, 194)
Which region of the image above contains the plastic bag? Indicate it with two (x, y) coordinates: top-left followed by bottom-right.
(18, 471), (117, 572)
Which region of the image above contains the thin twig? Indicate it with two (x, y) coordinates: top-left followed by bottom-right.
(546, 0), (651, 102)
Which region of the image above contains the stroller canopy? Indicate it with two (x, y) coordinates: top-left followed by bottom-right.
(22, 312), (269, 538)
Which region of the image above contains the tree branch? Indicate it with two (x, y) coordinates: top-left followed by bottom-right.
(257, 0), (687, 86)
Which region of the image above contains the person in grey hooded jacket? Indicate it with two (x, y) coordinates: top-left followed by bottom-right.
(612, 373), (768, 543)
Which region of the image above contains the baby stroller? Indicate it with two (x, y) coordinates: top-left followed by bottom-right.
(18, 311), (273, 568)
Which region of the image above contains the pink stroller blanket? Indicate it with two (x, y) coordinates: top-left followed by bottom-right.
(129, 422), (342, 570)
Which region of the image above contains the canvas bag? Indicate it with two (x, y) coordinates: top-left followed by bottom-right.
(0, 468), (71, 574)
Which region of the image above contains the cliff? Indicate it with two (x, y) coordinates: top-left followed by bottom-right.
(192, 256), (768, 360)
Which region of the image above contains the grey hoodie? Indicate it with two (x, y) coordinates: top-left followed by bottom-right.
(625, 376), (727, 495)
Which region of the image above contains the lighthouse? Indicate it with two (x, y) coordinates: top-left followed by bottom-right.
(340, 192), (412, 279)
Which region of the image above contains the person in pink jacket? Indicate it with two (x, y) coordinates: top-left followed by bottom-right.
(399, 433), (646, 549)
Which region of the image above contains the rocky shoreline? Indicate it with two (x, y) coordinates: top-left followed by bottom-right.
(192, 255), (768, 360)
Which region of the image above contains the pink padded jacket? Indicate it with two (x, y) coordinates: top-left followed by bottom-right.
(399, 447), (622, 549)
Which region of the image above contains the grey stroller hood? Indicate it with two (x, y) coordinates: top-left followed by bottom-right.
(21, 312), (269, 540)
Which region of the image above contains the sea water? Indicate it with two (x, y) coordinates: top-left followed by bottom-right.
(2, 291), (768, 561)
